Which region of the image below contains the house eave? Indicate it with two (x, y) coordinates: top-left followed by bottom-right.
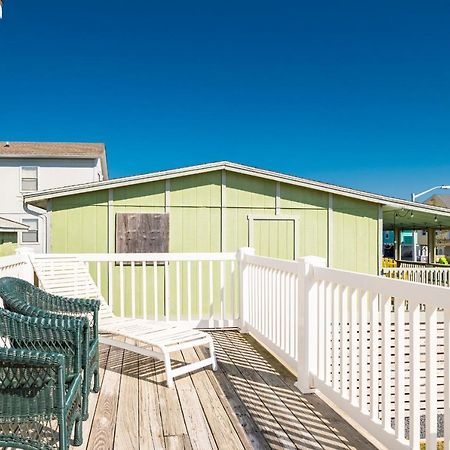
(23, 160), (450, 220)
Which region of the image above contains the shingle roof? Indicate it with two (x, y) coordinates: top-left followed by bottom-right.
(0, 141), (108, 179)
(0, 141), (104, 158)
(0, 217), (29, 232)
(424, 194), (450, 209)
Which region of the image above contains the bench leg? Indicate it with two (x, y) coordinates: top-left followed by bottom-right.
(164, 353), (174, 388)
(209, 341), (218, 371)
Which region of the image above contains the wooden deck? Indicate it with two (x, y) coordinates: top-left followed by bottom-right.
(77, 330), (377, 450)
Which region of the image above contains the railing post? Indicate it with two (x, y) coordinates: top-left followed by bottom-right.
(295, 255), (326, 394)
(237, 247), (255, 332)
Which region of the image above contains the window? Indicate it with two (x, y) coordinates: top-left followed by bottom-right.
(116, 213), (169, 253)
(22, 219), (38, 243)
(21, 166), (38, 191)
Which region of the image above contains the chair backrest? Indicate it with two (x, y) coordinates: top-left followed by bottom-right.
(30, 255), (103, 300)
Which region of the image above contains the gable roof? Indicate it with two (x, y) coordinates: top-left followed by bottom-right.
(23, 160), (450, 219)
(424, 194), (450, 209)
(0, 217), (29, 232)
(0, 141), (108, 179)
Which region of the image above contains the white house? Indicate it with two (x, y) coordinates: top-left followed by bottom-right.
(0, 141), (108, 253)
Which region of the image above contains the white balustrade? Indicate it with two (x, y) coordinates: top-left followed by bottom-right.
(65, 252), (239, 328)
(384, 266), (450, 287)
(0, 254), (33, 282)
(1, 248), (448, 449)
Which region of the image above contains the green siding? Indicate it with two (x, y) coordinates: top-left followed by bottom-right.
(253, 220), (295, 259)
(48, 169), (381, 317)
(52, 191), (108, 253)
(332, 196), (378, 274)
(0, 232), (17, 257)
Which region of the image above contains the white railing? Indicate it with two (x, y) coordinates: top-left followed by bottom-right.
(244, 253), (450, 449)
(71, 252), (239, 328)
(3, 249), (449, 448)
(384, 266), (450, 287)
(0, 254), (33, 282)
(242, 252), (299, 372)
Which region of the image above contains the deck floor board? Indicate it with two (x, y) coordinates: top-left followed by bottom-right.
(77, 331), (377, 450)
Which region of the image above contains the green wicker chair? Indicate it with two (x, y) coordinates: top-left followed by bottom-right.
(0, 277), (100, 421)
(0, 308), (84, 449)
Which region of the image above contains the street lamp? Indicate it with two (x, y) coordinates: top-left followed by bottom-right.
(411, 185), (450, 202)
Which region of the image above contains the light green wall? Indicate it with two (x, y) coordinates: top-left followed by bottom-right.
(50, 170), (379, 273)
(52, 191), (108, 253)
(49, 170), (380, 317)
(0, 232), (17, 257)
(332, 196), (379, 274)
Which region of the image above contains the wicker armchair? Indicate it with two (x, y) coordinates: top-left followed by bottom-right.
(0, 277), (100, 420)
(0, 309), (84, 449)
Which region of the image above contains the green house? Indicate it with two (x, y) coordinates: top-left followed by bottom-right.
(24, 161), (450, 275)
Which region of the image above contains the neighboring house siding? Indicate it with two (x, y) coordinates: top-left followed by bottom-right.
(49, 170), (379, 274)
(0, 232), (17, 257)
(0, 157), (105, 253)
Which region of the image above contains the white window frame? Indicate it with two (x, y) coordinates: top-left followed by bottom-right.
(20, 166), (39, 192)
(21, 218), (39, 244)
(247, 214), (300, 259)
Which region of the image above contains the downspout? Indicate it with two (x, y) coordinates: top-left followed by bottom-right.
(23, 202), (49, 254)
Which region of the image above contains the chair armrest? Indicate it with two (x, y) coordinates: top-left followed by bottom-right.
(0, 347), (65, 369)
(0, 309), (85, 376)
(0, 347), (81, 413)
(37, 293), (100, 341)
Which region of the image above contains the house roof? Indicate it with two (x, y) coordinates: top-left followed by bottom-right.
(424, 194), (450, 209)
(23, 160), (450, 222)
(0, 217), (29, 232)
(0, 141), (108, 179)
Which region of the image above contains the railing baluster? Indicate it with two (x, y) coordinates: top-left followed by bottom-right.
(198, 260), (203, 322)
(219, 260), (224, 326)
(108, 260), (113, 311)
(425, 304), (438, 448)
(176, 261), (181, 322)
(325, 281), (332, 386)
(359, 290), (368, 414)
(119, 261), (124, 317)
(332, 283), (340, 392)
(209, 260), (213, 327)
(349, 288), (358, 405)
(153, 261), (158, 321)
(131, 261), (136, 318)
(187, 260), (192, 323)
(395, 298), (405, 442)
(370, 292), (380, 423)
(381, 294), (391, 432)
(164, 261), (169, 321)
(96, 261), (101, 294)
(444, 310), (450, 448)
(230, 260), (235, 321)
(409, 300), (421, 448)
(341, 286), (349, 399)
(142, 261), (147, 320)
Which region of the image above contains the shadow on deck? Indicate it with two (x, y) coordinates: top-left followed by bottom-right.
(77, 331), (377, 450)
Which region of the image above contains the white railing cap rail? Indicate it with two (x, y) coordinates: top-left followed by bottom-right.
(244, 253), (298, 274)
(0, 254), (29, 269)
(314, 264), (450, 308)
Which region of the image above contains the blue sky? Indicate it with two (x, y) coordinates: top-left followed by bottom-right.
(1, 1), (449, 200)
